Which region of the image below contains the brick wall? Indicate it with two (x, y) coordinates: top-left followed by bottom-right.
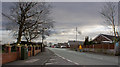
(2, 45), (41, 64)
(2, 52), (18, 64)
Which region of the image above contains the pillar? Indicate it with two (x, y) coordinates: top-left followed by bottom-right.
(30, 46), (33, 56)
(33, 46), (36, 56)
(7, 46), (11, 53)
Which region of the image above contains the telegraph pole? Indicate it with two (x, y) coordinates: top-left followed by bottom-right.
(41, 29), (44, 52)
(76, 27), (77, 41)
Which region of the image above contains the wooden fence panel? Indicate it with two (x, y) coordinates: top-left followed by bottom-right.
(82, 44), (114, 49)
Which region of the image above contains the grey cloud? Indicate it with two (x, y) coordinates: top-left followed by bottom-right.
(51, 2), (106, 30)
(1, 2), (119, 44)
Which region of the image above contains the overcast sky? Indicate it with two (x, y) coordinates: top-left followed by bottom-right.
(45, 2), (118, 44)
(1, 2), (119, 44)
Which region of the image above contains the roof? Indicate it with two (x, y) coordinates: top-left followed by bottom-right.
(58, 43), (68, 46)
(93, 34), (120, 42)
(101, 34), (119, 41)
(68, 41), (84, 45)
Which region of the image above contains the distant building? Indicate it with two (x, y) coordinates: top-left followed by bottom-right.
(57, 43), (69, 48)
(68, 40), (84, 50)
(92, 34), (120, 44)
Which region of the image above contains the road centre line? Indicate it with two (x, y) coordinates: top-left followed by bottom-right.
(54, 53), (79, 65)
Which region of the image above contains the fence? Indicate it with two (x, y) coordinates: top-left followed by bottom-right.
(82, 44), (114, 49)
(2, 44), (42, 64)
(81, 44), (115, 55)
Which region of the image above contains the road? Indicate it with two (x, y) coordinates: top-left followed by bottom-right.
(48, 47), (118, 65)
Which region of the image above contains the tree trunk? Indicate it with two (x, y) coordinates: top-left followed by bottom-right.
(112, 16), (116, 42)
(113, 25), (116, 37)
(17, 25), (23, 44)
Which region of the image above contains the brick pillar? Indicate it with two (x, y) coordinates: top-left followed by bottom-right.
(30, 46), (33, 56)
(7, 46), (11, 53)
(17, 46), (21, 59)
(33, 46), (36, 56)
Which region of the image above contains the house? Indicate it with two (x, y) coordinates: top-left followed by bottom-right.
(92, 34), (120, 44)
(68, 40), (84, 50)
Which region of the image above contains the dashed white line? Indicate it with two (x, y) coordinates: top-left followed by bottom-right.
(66, 59), (72, 62)
(45, 63), (54, 65)
(61, 57), (66, 59)
(74, 62), (79, 65)
(50, 59), (55, 61)
(54, 53), (79, 65)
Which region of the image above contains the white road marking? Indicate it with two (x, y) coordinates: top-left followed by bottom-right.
(45, 63), (54, 65)
(55, 53), (79, 65)
(61, 57), (66, 59)
(25, 59), (39, 63)
(74, 62), (79, 65)
(66, 59), (72, 62)
(50, 59), (55, 61)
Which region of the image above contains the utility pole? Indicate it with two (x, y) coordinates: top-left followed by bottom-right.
(76, 27), (77, 41)
(41, 29), (44, 52)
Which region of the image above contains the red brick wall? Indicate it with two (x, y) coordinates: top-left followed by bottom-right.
(2, 46), (41, 64)
(2, 52), (18, 64)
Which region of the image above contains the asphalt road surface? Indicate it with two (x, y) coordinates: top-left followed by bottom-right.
(48, 47), (119, 65)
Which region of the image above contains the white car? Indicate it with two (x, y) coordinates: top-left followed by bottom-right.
(60, 45), (66, 48)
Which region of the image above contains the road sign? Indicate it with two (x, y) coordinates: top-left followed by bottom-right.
(79, 45), (82, 49)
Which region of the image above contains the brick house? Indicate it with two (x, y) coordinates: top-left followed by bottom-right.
(92, 34), (119, 44)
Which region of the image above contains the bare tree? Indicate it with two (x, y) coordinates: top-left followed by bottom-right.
(23, 19), (54, 42)
(23, 24), (40, 42)
(100, 2), (117, 37)
(2, 2), (53, 44)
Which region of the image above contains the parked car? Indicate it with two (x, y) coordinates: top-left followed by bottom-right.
(52, 46), (54, 48)
(61, 45), (66, 48)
